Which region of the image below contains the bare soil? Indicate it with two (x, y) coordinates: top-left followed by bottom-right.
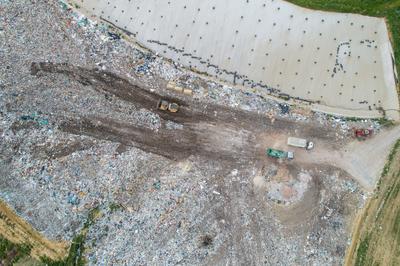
(30, 62), (400, 191)
(0, 201), (68, 261)
(30, 62), (340, 163)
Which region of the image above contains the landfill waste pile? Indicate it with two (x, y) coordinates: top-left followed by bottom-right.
(0, 0), (396, 265)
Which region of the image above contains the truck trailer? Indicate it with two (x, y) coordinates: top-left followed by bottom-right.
(287, 137), (314, 150)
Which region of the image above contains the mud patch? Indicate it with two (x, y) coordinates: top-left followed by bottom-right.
(267, 171), (312, 205)
(32, 139), (95, 159)
(254, 164), (314, 205)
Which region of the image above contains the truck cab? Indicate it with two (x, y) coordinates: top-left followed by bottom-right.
(306, 141), (314, 150)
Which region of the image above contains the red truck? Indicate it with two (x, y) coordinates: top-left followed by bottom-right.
(354, 128), (373, 139)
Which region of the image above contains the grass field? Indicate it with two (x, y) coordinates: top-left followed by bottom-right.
(287, 0), (400, 78)
(345, 139), (400, 266)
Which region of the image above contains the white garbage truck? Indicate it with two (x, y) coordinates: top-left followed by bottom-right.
(287, 137), (314, 150)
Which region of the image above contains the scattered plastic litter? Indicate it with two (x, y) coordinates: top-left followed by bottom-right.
(278, 103), (290, 114)
(153, 180), (161, 190)
(20, 114), (49, 126)
(67, 192), (80, 205)
(108, 32), (121, 40)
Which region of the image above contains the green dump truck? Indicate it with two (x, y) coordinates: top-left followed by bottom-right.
(266, 148), (294, 160)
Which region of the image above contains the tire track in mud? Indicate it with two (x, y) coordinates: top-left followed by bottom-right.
(58, 115), (257, 162)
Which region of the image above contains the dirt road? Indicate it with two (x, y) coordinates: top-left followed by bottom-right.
(31, 62), (399, 190)
(339, 126), (400, 189)
(296, 125), (400, 190)
(344, 139), (400, 266)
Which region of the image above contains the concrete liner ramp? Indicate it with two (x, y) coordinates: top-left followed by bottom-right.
(74, 0), (400, 120)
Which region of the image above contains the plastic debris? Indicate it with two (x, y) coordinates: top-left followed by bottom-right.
(153, 180), (161, 190)
(67, 192), (80, 205)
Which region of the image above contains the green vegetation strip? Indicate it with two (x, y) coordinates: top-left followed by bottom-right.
(0, 207), (101, 265)
(41, 207), (100, 266)
(355, 234), (370, 266)
(350, 138), (400, 266)
(0, 236), (33, 265)
(286, 0), (400, 77)
(380, 138), (400, 179)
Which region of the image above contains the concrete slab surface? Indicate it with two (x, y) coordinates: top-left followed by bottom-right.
(73, 0), (400, 120)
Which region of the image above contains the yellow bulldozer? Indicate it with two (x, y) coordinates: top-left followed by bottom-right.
(157, 99), (179, 113)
